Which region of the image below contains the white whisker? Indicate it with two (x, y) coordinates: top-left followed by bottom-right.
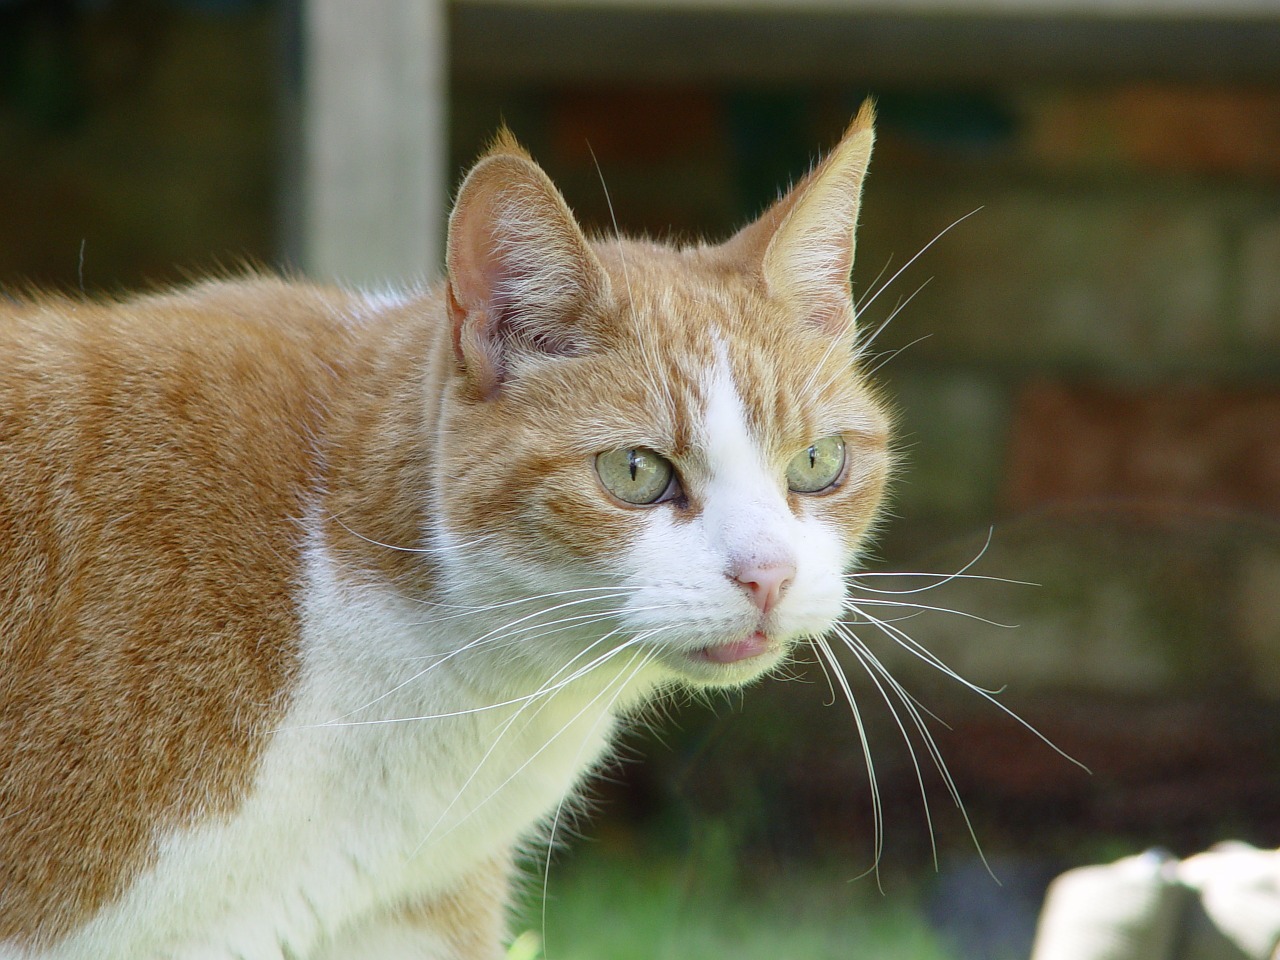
(798, 301), (860, 400)
(801, 276), (931, 405)
(844, 623), (1003, 879)
(865, 334), (932, 376)
(806, 639), (840, 708)
(409, 631), (642, 852)
(851, 279), (931, 365)
(401, 608), (625, 656)
(810, 635), (884, 886)
(849, 571), (1039, 593)
(842, 608), (929, 627)
(396, 583), (637, 613)
(844, 597), (1020, 631)
(303, 593), (638, 725)
(418, 636), (658, 852)
(854, 253), (895, 312)
(309, 622), (639, 728)
(847, 603), (1088, 771)
(590, 146), (676, 422)
(832, 622), (939, 869)
(327, 512), (496, 556)
(854, 207), (981, 329)
(846, 527), (1025, 597)
(539, 647), (660, 949)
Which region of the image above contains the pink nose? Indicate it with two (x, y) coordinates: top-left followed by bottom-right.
(732, 561), (796, 615)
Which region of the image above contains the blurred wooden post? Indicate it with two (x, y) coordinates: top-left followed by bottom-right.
(299, 0), (446, 287)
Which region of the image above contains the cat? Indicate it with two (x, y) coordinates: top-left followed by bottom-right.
(0, 101), (888, 959)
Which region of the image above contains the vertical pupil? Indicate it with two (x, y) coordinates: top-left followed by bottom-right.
(628, 449), (639, 481)
(808, 446), (817, 469)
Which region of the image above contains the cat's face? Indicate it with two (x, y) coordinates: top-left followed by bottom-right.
(435, 108), (887, 691)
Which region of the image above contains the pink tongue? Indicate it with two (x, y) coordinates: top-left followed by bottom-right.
(702, 632), (770, 664)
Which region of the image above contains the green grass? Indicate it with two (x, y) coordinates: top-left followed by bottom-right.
(507, 839), (959, 960)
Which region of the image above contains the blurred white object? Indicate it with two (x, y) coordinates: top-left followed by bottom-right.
(1031, 843), (1280, 960)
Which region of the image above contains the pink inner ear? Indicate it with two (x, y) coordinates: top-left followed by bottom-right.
(447, 183), (507, 322)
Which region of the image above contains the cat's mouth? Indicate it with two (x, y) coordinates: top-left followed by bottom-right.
(638, 628), (791, 687)
(693, 631), (774, 665)
(663, 630), (788, 686)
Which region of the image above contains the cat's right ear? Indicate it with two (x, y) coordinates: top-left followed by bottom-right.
(722, 100), (875, 338)
(445, 134), (611, 398)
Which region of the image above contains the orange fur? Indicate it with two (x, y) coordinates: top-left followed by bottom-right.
(401, 856), (512, 960)
(0, 278), (363, 944)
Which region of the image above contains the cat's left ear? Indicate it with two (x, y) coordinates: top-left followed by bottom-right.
(445, 130), (612, 397)
(723, 100), (875, 336)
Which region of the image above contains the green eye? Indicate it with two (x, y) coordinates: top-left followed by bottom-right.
(596, 448), (676, 505)
(786, 436), (846, 493)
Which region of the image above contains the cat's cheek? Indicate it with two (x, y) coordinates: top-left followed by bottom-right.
(618, 510), (752, 635)
(820, 449), (892, 551)
(532, 484), (648, 562)
(780, 513), (852, 635)
(437, 444), (633, 565)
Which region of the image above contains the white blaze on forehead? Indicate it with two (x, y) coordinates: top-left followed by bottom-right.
(701, 340), (766, 484)
(699, 339), (795, 568)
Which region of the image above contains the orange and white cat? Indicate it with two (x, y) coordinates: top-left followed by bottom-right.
(0, 103), (888, 959)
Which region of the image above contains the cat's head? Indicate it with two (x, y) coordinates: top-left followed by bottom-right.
(434, 104), (890, 693)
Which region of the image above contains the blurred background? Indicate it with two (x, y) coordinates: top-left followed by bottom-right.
(3, 0), (1279, 956)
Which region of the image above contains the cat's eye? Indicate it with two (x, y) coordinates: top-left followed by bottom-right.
(596, 448), (677, 505)
(786, 436), (846, 493)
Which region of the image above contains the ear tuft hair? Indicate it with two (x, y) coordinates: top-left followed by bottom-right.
(484, 125), (532, 162)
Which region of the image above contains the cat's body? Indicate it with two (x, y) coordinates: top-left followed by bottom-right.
(0, 108), (888, 958)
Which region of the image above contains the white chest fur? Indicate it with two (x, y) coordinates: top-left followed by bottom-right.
(29, 535), (627, 960)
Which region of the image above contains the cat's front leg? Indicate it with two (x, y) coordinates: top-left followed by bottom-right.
(313, 856), (511, 960)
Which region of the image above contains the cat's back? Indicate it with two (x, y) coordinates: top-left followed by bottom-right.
(0, 275), (359, 575)
(0, 276), (364, 454)
(0, 276), (367, 948)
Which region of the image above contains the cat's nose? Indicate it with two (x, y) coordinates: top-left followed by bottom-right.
(732, 561), (796, 615)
